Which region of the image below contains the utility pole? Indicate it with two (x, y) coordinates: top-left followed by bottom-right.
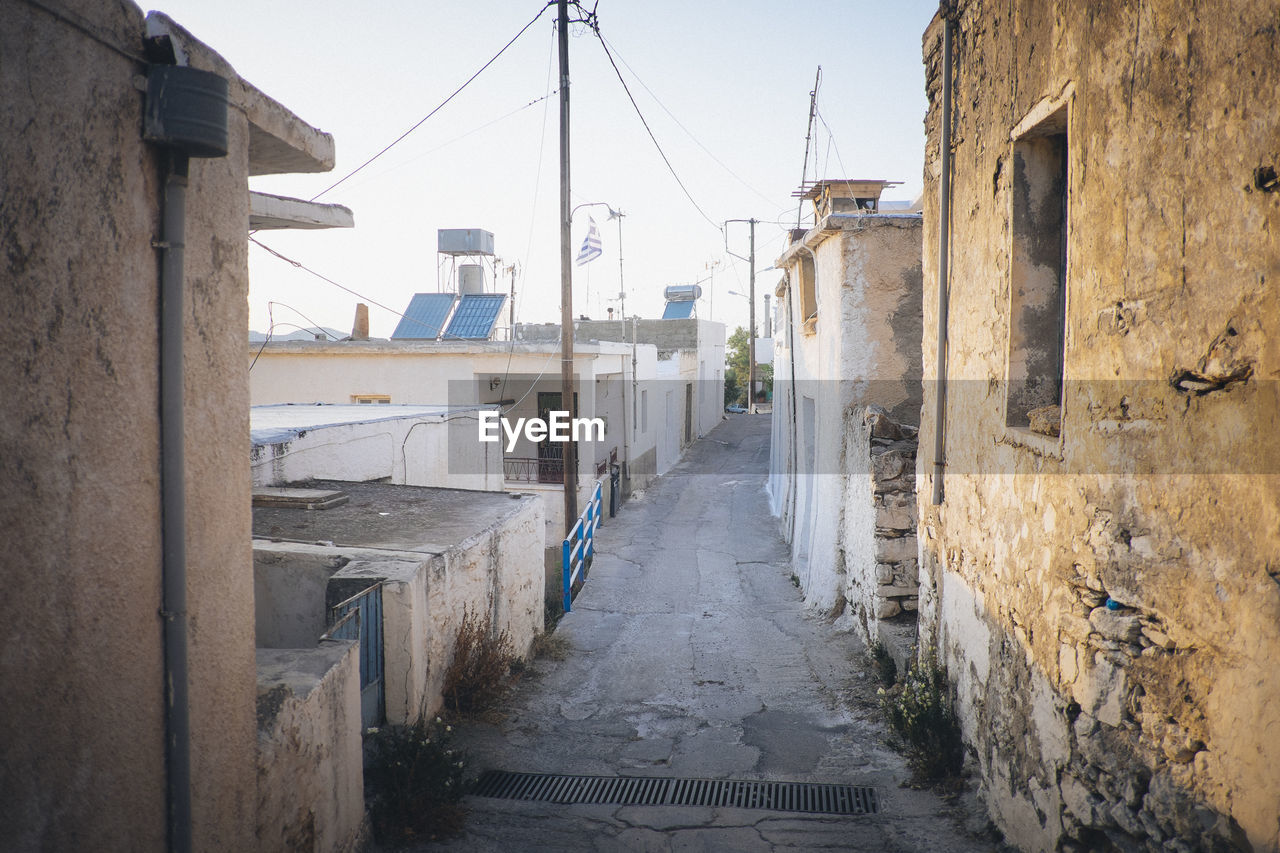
(725, 219), (758, 412)
(614, 209), (626, 326)
(558, 0), (577, 533)
(706, 258), (721, 322)
(748, 222), (756, 413)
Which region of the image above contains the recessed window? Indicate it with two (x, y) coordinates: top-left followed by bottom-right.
(352, 394), (391, 405)
(798, 252), (817, 329)
(1006, 103), (1068, 434)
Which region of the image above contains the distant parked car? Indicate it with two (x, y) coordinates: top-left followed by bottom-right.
(725, 405), (747, 414)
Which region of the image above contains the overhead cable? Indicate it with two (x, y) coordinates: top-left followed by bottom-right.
(309, 2), (553, 202)
(598, 32), (780, 211)
(589, 21), (722, 232)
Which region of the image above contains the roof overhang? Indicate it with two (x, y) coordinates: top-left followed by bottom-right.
(250, 191), (354, 230)
(145, 13), (336, 176)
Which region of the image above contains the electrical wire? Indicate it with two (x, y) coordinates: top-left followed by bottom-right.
(597, 32), (781, 211)
(502, 19), (562, 404)
(815, 106), (852, 188)
(308, 2), (554, 202)
(588, 21), (722, 232)
(336, 88), (560, 194)
(249, 236), (571, 358)
(267, 301), (340, 340)
(18, 0), (146, 65)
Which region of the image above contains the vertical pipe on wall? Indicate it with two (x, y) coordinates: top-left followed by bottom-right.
(931, 7), (954, 506)
(143, 58), (228, 853)
(159, 149), (193, 853)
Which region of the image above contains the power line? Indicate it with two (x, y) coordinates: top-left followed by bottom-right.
(338, 88), (560, 193)
(589, 20), (722, 232)
(309, 2), (553, 202)
(815, 106), (851, 186)
(598, 32), (780, 211)
(248, 236), (565, 356)
(248, 237), (564, 407)
(266, 301), (340, 340)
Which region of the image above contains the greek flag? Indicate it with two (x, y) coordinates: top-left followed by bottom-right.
(576, 216), (603, 266)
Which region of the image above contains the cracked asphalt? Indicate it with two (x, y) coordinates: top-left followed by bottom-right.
(414, 414), (999, 852)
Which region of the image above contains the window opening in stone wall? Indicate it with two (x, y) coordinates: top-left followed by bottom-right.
(352, 394), (391, 404)
(798, 253), (817, 328)
(1005, 104), (1068, 435)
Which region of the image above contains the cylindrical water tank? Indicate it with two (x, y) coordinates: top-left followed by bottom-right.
(663, 284), (702, 302)
(459, 264), (485, 294)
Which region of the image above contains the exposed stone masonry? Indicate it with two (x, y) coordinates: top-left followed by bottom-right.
(852, 406), (920, 633)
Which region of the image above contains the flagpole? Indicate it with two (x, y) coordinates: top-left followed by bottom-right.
(558, 0), (578, 534)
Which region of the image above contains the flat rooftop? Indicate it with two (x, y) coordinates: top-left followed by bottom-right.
(250, 403), (476, 446)
(252, 480), (535, 555)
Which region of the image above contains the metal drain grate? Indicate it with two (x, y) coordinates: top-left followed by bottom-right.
(471, 771), (879, 815)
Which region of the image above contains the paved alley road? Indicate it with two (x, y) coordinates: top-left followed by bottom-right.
(425, 414), (998, 852)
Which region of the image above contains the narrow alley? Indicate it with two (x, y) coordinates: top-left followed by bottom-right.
(426, 415), (998, 852)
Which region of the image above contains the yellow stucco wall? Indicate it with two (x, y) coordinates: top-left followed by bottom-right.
(919, 3), (1280, 851)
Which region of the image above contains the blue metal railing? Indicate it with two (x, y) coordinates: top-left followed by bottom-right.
(562, 481), (604, 613)
(323, 581), (385, 727)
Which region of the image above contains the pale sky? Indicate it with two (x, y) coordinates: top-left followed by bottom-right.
(151, 0), (938, 340)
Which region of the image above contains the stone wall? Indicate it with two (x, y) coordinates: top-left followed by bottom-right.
(917, 3), (1280, 851)
(847, 407), (920, 634)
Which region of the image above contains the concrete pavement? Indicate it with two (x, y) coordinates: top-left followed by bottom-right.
(417, 414), (1001, 852)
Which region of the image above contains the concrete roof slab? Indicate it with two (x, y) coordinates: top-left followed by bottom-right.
(251, 480), (538, 555)
(145, 13), (336, 175)
(249, 192), (353, 230)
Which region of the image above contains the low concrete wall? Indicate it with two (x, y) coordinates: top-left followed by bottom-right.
(254, 549), (350, 648)
(251, 406), (502, 492)
(256, 641), (366, 853)
(419, 496), (544, 717)
(252, 491), (544, 723)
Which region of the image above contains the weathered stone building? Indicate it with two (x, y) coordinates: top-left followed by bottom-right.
(768, 182), (924, 638)
(918, 3), (1280, 851)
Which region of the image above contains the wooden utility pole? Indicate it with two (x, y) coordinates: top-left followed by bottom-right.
(747, 219), (757, 413)
(558, 0), (578, 533)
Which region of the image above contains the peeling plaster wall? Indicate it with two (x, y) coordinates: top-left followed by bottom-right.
(255, 641), (365, 853)
(918, 3), (1280, 851)
(768, 217), (924, 617)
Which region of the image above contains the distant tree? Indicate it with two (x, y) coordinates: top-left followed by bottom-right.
(724, 326), (771, 405)
(724, 370), (742, 408)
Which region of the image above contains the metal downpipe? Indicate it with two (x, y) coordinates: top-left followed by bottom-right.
(160, 150), (193, 853)
(142, 56), (228, 852)
(931, 8), (954, 506)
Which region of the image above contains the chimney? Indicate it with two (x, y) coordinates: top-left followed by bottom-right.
(351, 303), (369, 340)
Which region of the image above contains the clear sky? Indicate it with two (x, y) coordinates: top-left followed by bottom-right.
(151, 0), (938, 340)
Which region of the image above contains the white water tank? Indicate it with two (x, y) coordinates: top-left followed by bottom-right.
(664, 284), (702, 302)
(459, 264), (485, 294)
